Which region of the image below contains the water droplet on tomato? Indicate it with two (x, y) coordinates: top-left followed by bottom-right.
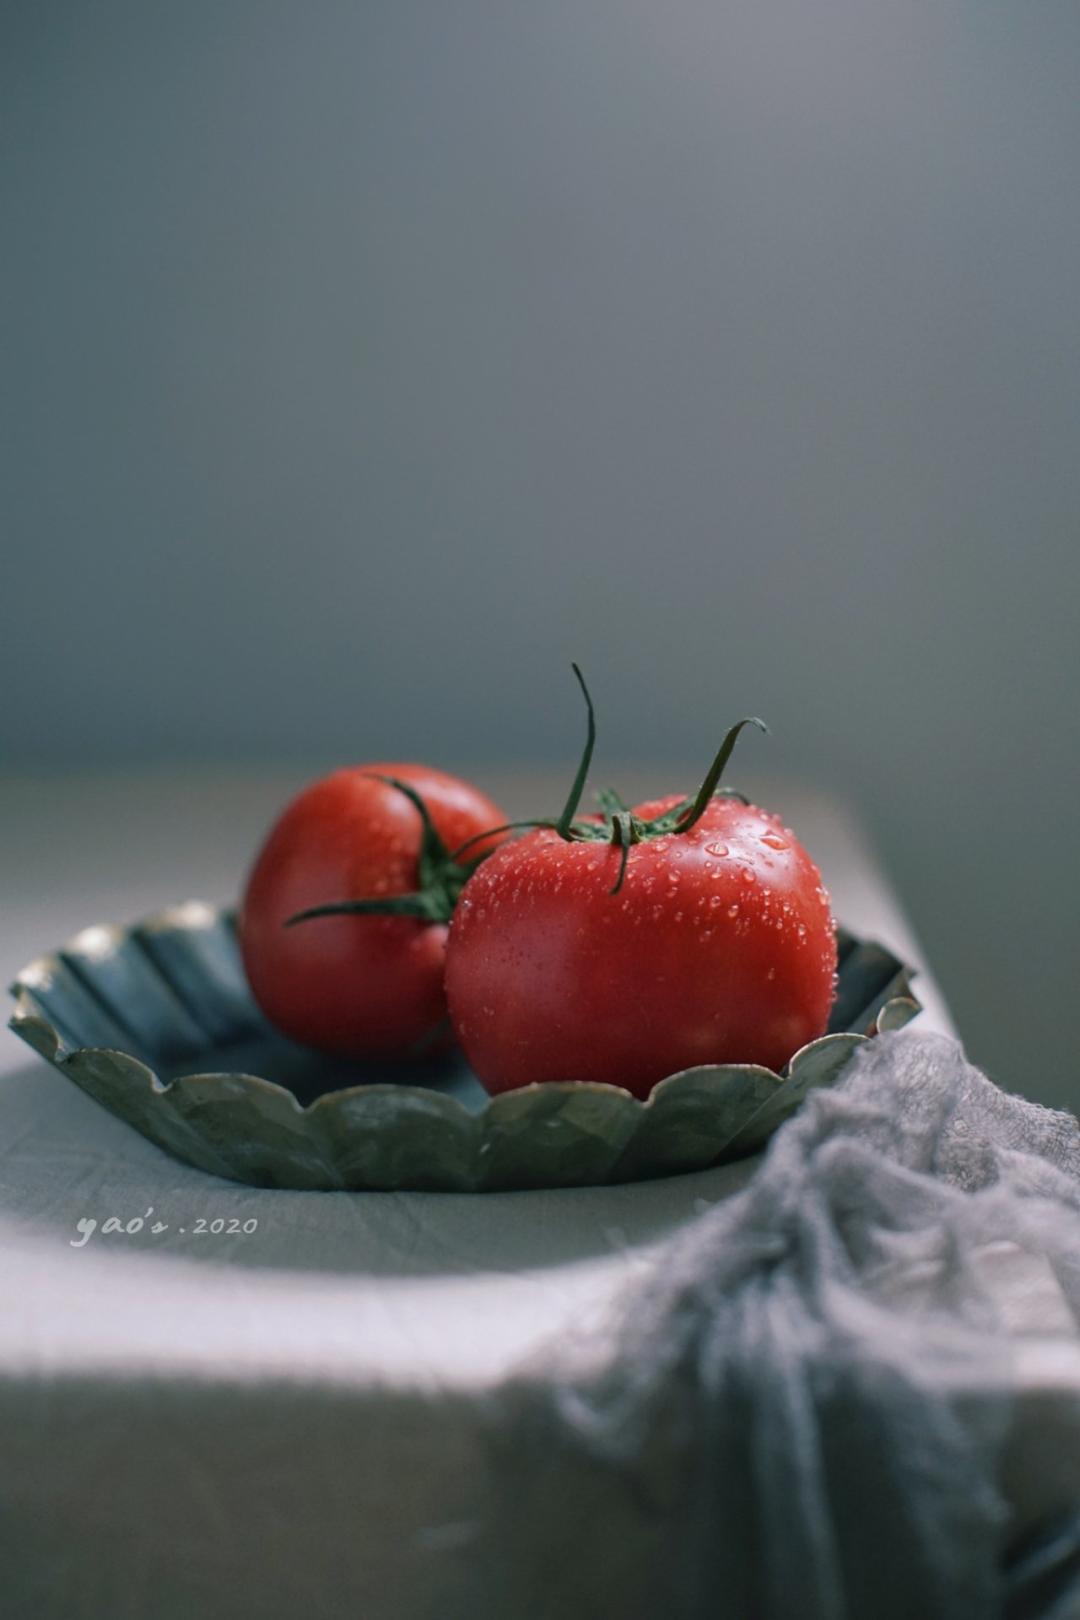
(740, 868), (757, 884)
(705, 842), (729, 858)
(727, 903), (740, 919)
(760, 833), (788, 851)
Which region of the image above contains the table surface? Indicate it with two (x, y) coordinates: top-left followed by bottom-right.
(1, 769), (1077, 1619)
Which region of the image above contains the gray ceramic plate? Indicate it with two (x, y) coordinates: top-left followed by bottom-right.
(7, 902), (920, 1192)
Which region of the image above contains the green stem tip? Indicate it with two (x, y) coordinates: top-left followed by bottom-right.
(672, 716), (769, 835)
(555, 663), (596, 839)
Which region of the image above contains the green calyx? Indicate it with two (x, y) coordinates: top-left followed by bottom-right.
(285, 775), (487, 930)
(454, 666), (768, 896)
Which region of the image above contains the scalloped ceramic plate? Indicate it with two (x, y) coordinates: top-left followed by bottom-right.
(7, 902), (920, 1192)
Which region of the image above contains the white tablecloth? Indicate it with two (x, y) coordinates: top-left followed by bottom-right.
(4, 770), (1074, 1618)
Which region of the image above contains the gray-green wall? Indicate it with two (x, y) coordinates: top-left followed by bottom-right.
(4, 2), (1078, 1104)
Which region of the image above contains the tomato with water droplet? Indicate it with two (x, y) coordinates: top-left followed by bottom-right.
(445, 792), (836, 1098)
(240, 765), (506, 1058)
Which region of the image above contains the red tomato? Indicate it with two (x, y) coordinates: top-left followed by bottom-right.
(239, 764), (506, 1058)
(445, 792), (837, 1098)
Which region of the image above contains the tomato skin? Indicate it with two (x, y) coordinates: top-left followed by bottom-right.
(239, 764), (506, 1058)
(445, 795), (837, 1098)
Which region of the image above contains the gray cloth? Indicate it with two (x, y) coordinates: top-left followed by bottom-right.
(480, 1033), (1080, 1620)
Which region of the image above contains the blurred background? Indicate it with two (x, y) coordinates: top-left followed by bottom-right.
(3, 2), (1078, 1104)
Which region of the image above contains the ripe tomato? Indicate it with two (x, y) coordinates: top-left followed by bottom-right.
(444, 686), (836, 1098)
(446, 797), (836, 1096)
(239, 764), (506, 1058)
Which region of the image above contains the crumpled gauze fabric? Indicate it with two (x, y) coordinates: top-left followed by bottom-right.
(480, 1032), (1080, 1620)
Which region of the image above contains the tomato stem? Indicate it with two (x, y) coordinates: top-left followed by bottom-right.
(449, 819), (557, 862)
(595, 786), (630, 816)
(286, 893), (445, 926)
(364, 774), (453, 888)
(303, 678), (769, 931)
(455, 678), (767, 878)
(608, 811), (640, 894)
(284, 776), (498, 931)
(669, 717), (769, 836)
(554, 662), (596, 839)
